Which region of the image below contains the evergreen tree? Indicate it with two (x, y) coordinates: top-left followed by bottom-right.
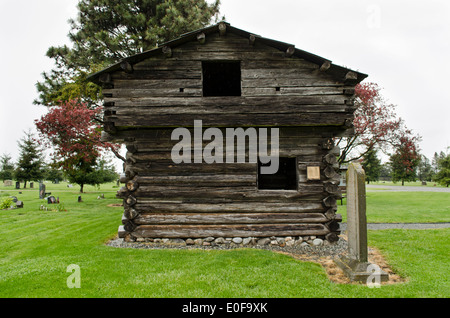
(35, 0), (221, 107)
(0, 153), (15, 181)
(434, 150), (450, 187)
(65, 157), (118, 193)
(431, 151), (446, 176)
(379, 163), (392, 181)
(14, 131), (45, 188)
(417, 155), (433, 182)
(361, 148), (381, 184)
(43, 164), (64, 183)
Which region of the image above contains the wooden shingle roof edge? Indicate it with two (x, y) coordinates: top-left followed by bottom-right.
(87, 21), (368, 85)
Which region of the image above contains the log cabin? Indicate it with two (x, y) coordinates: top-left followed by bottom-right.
(88, 22), (367, 243)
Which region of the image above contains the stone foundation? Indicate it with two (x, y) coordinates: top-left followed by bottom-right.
(123, 235), (337, 247)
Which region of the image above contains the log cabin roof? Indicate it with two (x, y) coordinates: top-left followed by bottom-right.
(87, 22), (367, 85)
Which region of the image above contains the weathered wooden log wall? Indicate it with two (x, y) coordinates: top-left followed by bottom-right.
(98, 29), (358, 242)
(101, 33), (357, 129)
(109, 127), (343, 241)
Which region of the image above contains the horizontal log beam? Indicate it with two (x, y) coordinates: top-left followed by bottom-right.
(104, 86), (346, 98)
(285, 46), (295, 58)
(110, 113), (352, 128)
(133, 212), (329, 225)
(124, 149), (324, 162)
(136, 175), (256, 186)
(133, 202), (325, 213)
(106, 126), (339, 140)
(162, 46), (172, 58)
(196, 32), (206, 44)
(107, 95), (348, 107)
(124, 208), (139, 220)
(249, 34), (256, 46)
(120, 61), (133, 74)
(99, 73), (112, 84)
(132, 223), (330, 238)
(344, 71), (358, 84)
(319, 61), (331, 72)
(323, 153), (338, 165)
(126, 179), (139, 192)
(218, 22), (227, 36)
(127, 161), (255, 176)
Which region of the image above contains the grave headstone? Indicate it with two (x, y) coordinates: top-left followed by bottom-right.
(39, 183), (46, 199)
(335, 162), (388, 283)
(30, 182), (34, 188)
(47, 196), (57, 204)
(3, 180), (13, 187)
(15, 181), (20, 189)
(16, 201), (23, 208)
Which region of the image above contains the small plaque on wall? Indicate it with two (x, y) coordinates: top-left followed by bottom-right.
(307, 166), (321, 180)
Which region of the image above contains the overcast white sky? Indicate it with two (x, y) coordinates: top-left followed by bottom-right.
(0, 0), (449, 168)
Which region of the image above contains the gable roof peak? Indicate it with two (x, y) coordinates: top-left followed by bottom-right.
(88, 22), (367, 84)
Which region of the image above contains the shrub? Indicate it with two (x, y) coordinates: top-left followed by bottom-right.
(0, 197), (15, 210)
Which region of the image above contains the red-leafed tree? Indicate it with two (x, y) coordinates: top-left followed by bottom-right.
(35, 99), (124, 192)
(389, 130), (421, 185)
(336, 82), (403, 164)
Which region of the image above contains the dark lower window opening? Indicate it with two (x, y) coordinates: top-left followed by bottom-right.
(202, 61), (241, 96)
(258, 157), (297, 190)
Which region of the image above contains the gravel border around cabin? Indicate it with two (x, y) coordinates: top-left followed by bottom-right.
(106, 223), (450, 260)
(106, 235), (350, 260)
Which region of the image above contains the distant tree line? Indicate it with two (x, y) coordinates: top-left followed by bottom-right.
(0, 130), (118, 192)
(359, 147), (450, 187)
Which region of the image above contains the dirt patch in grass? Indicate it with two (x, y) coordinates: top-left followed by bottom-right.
(276, 236), (407, 285)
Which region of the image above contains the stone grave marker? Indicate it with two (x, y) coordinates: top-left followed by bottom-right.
(335, 162), (388, 284)
(47, 196), (57, 204)
(39, 183), (46, 199)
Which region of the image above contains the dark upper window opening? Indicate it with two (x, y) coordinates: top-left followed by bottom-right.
(202, 61), (241, 97)
(258, 157), (298, 190)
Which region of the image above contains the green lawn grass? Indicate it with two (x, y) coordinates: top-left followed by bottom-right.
(338, 191), (450, 223)
(0, 182), (449, 298)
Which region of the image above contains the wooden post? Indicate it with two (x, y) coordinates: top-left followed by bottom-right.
(335, 162), (388, 283)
